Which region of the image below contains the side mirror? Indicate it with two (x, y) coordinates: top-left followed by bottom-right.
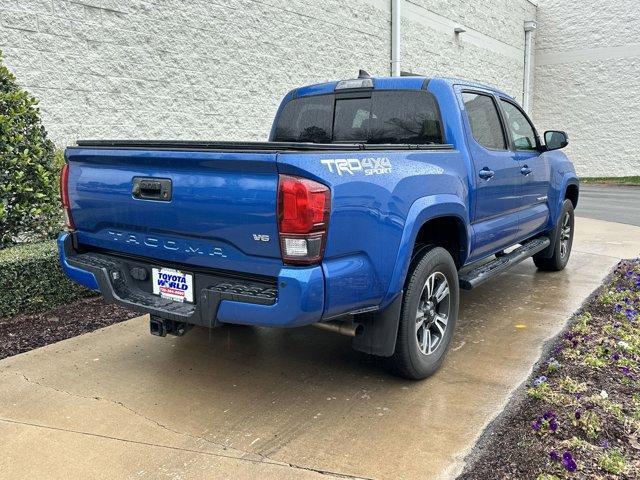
(544, 130), (569, 151)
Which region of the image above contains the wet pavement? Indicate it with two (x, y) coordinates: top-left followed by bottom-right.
(1, 217), (639, 480)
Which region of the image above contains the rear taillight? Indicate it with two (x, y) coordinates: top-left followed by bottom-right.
(60, 163), (75, 231)
(277, 175), (330, 265)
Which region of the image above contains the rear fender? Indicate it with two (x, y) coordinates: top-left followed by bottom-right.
(381, 194), (470, 306)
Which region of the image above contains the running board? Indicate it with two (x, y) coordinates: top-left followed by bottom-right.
(458, 237), (551, 290)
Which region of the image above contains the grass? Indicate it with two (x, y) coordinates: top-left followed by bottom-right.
(580, 176), (640, 186)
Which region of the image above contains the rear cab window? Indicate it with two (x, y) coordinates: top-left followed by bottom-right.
(273, 90), (444, 144)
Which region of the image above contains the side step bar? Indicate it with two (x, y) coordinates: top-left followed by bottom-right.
(458, 237), (551, 290)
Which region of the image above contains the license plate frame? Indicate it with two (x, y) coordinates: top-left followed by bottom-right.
(152, 267), (194, 303)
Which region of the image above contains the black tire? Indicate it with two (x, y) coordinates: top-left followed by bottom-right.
(533, 199), (574, 271)
(388, 246), (459, 380)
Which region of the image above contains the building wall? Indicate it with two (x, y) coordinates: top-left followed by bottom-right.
(1, 0), (539, 148)
(532, 0), (640, 177)
(0, 0), (391, 145)
(402, 0), (537, 100)
(3, 1), (636, 177)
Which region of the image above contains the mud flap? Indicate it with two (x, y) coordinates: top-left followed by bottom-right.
(352, 292), (403, 357)
(535, 214), (562, 260)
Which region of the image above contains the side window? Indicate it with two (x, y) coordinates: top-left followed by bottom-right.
(500, 100), (537, 151)
(462, 92), (506, 150)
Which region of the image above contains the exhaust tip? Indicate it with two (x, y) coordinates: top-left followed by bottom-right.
(313, 320), (362, 338)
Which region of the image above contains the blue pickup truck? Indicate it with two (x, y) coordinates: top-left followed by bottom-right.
(58, 73), (578, 379)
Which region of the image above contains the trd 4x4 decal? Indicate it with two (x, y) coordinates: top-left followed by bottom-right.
(320, 157), (392, 176)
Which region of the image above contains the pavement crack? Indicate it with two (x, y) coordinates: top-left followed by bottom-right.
(284, 462), (372, 479)
(9, 372), (371, 479)
(12, 372), (265, 460)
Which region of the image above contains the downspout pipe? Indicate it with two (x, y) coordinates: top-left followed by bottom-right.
(523, 20), (537, 113)
(391, 0), (401, 76)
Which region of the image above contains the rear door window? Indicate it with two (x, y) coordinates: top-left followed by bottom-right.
(274, 91), (443, 144)
(461, 92), (506, 150)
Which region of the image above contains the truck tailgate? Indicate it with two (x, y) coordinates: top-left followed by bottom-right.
(66, 147), (282, 276)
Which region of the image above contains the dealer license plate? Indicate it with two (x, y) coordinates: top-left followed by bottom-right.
(152, 267), (194, 303)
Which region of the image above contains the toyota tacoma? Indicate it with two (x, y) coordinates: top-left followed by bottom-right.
(58, 73), (578, 379)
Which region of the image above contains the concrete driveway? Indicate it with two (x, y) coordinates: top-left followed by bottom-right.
(1, 217), (639, 480)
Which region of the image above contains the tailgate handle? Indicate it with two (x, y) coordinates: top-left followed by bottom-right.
(132, 177), (172, 201)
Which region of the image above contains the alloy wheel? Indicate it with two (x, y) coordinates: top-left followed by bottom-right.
(415, 271), (451, 355)
(560, 211), (572, 258)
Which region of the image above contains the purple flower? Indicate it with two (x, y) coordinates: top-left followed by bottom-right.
(614, 304), (623, 313)
(533, 376), (548, 387)
(625, 308), (635, 320)
(599, 439), (610, 449)
(620, 366), (633, 377)
(532, 419), (542, 431)
(612, 352), (621, 361)
(574, 409), (582, 420)
(543, 410), (556, 420)
(562, 451), (577, 472)
(549, 419), (558, 432)
(549, 450), (561, 462)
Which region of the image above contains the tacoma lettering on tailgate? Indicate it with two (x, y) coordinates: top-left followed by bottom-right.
(106, 231), (227, 258)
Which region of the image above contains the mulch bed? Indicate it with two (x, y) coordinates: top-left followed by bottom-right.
(459, 258), (640, 480)
(0, 297), (135, 360)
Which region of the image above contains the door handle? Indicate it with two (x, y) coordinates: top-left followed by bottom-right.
(520, 165), (532, 176)
(478, 168), (495, 180)
(132, 177), (172, 201)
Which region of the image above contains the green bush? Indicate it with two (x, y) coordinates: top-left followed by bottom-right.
(0, 50), (63, 248)
(0, 241), (94, 318)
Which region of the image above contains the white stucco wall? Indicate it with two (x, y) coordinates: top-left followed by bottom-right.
(2, 1), (636, 177)
(401, 0), (537, 100)
(0, 0), (391, 145)
(0, 0), (541, 148)
(532, 0), (640, 177)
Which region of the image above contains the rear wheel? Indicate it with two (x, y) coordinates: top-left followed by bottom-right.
(388, 246), (459, 380)
(533, 199), (574, 271)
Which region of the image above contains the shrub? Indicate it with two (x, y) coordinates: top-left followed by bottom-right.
(0, 240), (94, 318)
(0, 50), (62, 247)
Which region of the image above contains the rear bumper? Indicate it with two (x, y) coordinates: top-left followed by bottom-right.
(58, 233), (324, 328)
